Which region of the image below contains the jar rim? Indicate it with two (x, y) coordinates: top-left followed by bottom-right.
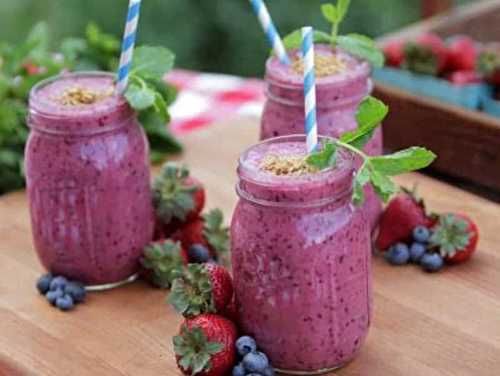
(28, 71), (134, 135)
(237, 135), (354, 207)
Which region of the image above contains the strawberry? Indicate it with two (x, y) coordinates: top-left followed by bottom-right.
(22, 61), (40, 76)
(173, 314), (237, 376)
(446, 70), (482, 85)
(447, 36), (477, 72)
(384, 39), (405, 67)
(140, 240), (188, 288)
(175, 209), (229, 261)
(152, 163), (205, 227)
(429, 214), (479, 264)
(168, 263), (234, 317)
(403, 33), (448, 75)
(478, 45), (500, 85)
(376, 188), (434, 251)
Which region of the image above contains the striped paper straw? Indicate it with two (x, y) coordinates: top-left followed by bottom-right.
(116, 0), (142, 94)
(302, 27), (318, 153)
(249, 0), (290, 65)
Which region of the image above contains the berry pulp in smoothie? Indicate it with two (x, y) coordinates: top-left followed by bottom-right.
(231, 136), (372, 373)
(261, 45), (382, 229)
(25, 72), (154, 286)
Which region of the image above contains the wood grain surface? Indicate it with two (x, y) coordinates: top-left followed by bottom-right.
(1, 120), (500, 376)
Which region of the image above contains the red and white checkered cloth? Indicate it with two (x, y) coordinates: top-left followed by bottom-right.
(166, 70), (266, 135)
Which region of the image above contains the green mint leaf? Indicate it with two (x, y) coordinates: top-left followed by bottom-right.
(337, 34), (385, 68)
(353, 163), (371, 206)
(306, 141), (337, 170)
(282, 29), (332, 52)
(370, 169), (398, 203)
(139, 109), (182, 159)
(336, 0), (352, 23)
(369, 147), (436, 176)
(340, 96), (388, 149)
(60, 38), (88, 62)
(26, 22), (50, 58)
(85, 22), (120, 54)
(321, 4), (338, 23)
(124, 83), (156, 110)
(130, 46), (175, 81)
(146, 79), (178, 106)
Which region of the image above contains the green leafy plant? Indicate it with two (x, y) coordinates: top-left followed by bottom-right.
(0, 22), (181, 195)
(282, 0), (385, 68)
(306, 96), (436, 204)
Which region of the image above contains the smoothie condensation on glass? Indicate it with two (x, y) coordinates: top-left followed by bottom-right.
(261, 45), (382, 229)
(231, 135), (372, 374)
(25, 72), (154, 287)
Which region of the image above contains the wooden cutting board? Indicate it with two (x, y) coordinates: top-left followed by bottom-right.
(1, 119), (499, 376)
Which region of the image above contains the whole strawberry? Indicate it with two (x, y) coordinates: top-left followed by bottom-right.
(140, 240), (188, 288)
(384, 39), (405, 68)
(175, 209), (229, 261)
(446, 70), (482, 85)
(152, 163), (205, 227)
(447, 36), (477, 72)
(429, 213), (479, 264)
(403, 33), (448, 75)
(173, 314), (237, 376)
(376, 188), (434, 251)
(478, 44), (500, 85)
(168, 263), (234, 317)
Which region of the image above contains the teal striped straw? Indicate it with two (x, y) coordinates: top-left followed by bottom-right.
(302, 27), (319, 153)
(249, 0), (290, 65)
(116, 0), (142, 94)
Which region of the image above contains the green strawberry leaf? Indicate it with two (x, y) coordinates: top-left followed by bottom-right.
(337, 34), (385, 68)
(369, 147), (436, 176)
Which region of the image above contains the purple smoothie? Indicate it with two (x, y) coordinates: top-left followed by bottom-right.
(25, 72), (154, 287)
(231, 135), (372, 374)
(261, 45), (382, 229)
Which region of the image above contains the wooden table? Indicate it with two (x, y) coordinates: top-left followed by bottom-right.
(1, 120), (500, 376)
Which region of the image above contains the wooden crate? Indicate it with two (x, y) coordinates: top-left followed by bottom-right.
(375, 0), (500, 192)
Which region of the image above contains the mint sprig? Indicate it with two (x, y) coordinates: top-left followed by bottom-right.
(124, 46), (182, 159)
(282, 0), (384, 68)
(306, 96), (436, 204)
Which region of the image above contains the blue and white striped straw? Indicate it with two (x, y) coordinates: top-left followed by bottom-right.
(249, 0), (290, 65)
(302, 27), (318, 153)
(116, 0), (142, 94)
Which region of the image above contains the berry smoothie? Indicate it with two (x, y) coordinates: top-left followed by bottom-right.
(231, 135), (372, 374)
(25, 72), (154, 287)
(261, 45), (382, 229)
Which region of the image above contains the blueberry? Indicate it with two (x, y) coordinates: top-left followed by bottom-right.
(413, 226), (430, 243)
(188, 244), (211, 263)
(236, 336), (257, 357)
(56, 294), (75, 311)
(36, 273), (53, 294)
(49, 276), (68, 291)
(64, 281), (86, 303)
(420, 253), (444, 272)
(262, 367), (276, 376)
(409, 243), (427, 263)
(46, 288), (64, 305)
(232, 363), (246, 376)
(385, 243), (410, 265)
(243, 351), (269, 373)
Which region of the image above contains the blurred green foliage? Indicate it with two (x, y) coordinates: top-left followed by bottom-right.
(0, 0), (474, 78)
